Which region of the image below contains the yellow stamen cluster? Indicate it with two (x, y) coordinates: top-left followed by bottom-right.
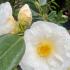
(36, 40), (54, 58)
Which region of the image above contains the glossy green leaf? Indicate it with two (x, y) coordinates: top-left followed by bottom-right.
(0, 34), (25, 70)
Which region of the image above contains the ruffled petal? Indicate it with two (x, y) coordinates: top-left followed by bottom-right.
(0, 2), (16, 35)
(0, 2), (12, 24)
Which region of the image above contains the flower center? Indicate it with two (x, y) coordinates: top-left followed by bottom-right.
(36, 40), (54, 58)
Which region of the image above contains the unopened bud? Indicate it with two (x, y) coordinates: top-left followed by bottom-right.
(18, 4), (32, 26)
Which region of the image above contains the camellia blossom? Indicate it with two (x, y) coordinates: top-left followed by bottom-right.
(20, 21), (70, 70)
(0, 2), (16, 35)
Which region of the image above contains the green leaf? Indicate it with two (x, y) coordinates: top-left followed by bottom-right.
(0, 34), (25, 70)
(48, 11), (68, 24)
(48, 11), (57, 22)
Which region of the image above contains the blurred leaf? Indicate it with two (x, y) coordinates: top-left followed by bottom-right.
(0, 34), (25, 70)
(21, 0), (39, 12)
(48, 11), (68, 24)
(51, 1), (59, 8)
(38, 0), (47, 5)
(48, 11), (57, 22)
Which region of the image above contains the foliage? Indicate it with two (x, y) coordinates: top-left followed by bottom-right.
(66, 0), (70, 9)
(65, 0), (70, 19)
(48, 11), (68, 24)
(0, 34), (25, 70)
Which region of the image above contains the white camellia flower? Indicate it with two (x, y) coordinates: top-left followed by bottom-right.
(20, 21), (70, 70)
(0, 2), (15, 35)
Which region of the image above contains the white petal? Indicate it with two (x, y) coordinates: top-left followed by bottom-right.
(24, 21), (52, 46)
(31, 21), (69, 37)
(47, 55), (63, 68)
(19, 4), (31, 17)
(0, 2), (15, 35)
(61, 60), (70, 70)
(0, 23), (14, 35)
(18, 4), (32, 21)
(20, 42), (37, 68)
(0, 2), (12, 24)
(20, 64), (34, 70)
(34, 63), (49, 70)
